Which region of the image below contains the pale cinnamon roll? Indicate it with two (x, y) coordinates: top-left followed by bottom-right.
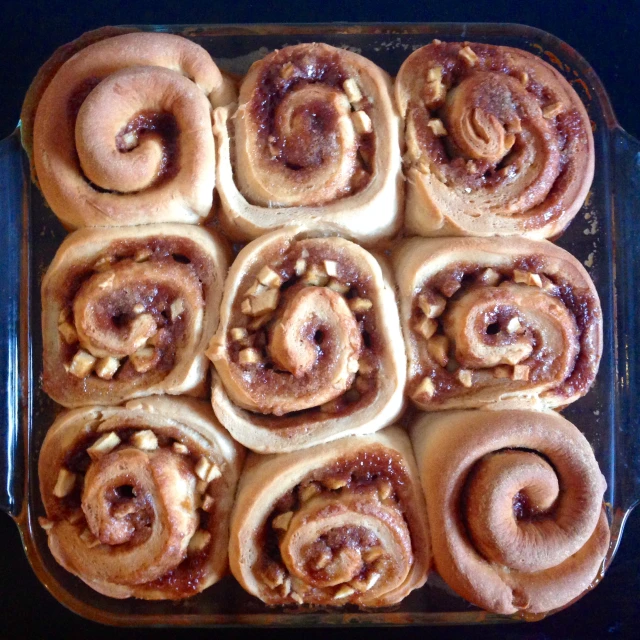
(214, 43), (402, 245)
(38, 397), (244, 600)
(229, 426), (430, 607)
(42, 224), (228, 407)
(396, 41), (594, 238)
(206, 226), (406, 453)
(411, 410), (610, 614)
(395, 236), (601, 411)
(32, 32), (235, 228)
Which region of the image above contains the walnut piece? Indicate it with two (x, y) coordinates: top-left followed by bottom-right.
(512, 364), (530, 381)
(170, 298), (185, 320)
(348, 298), (373, 313)
(427, 335), (449, 367)
(458, 45), (479, 66)
(351, 110), (372, 134)
(187, 530), (211, 555)
(172, 442), (189, 455)
(427, 118), (448, 137)
(230, 327), (248, 342)
(272, 511), (294, 531)
(239, 347), (261, 365)
(130, 347), (155, 373)
(415, 317), (438, 341)
(418, 293), (446, 318)
(334, 585), (355, 600)
(506, 317), (523, 334)
(294, 258), (307, 276)
(543, 102), (565, 119)
(58, 322), (78, 345)
(257, 266), (283, 288)
(303, 264), (329, 287)
(413, 376), (435, 399)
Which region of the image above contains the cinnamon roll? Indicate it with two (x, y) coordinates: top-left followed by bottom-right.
(42, 224), (229, 407)
(214, 43), (402, 245)
(206, 226), (406, 453)
(395, 236), (601, 411)
(229, 426), (430, 607)
(411, 410), (610, 614)
(38, 397), (244, 600)
(32, 32), (235, 228)
(396, 41), (594, 238)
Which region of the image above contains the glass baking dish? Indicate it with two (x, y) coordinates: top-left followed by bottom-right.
(0, 22), (638, 627)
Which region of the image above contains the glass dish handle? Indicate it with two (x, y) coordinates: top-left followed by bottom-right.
(613, 127), (640, 514)
(0, 130), (24, 517)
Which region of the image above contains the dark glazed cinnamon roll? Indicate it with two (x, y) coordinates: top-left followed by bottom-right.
(32, 32), (235, 227)
(394, 237), (602, 411)
(396, 41), (594, 238)
(38, 397), (244, 599)
(229, 426), (430, 607)
(206, 226), (406, 453)
(42, 224), (228, 407)
(411, 410), (609, 614)
(214, 43), (402, 245)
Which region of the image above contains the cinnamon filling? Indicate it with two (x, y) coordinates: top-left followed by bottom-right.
(409, 258), (599, 401)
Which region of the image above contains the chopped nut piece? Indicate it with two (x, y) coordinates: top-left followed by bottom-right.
(280, 61), (295, 79)
(348, 298), (373, 313)
(294, 259), (307, 276)
(427, 118), (448, 136)
(299, 483), (321, 502)
(324, 477), (348, 490)
(250, 289), (279, 316)
(38, 517), (54, 532)
(493, 365), (512, 379)
(323, 260), (339, 277)
(172, 442), (189, 455)
(262, 565), (285, 589)
(343, 78), (362, 104)
(281, 577), (292, 597)
(513, 270), (542, 287)
(520, 71), (529, 87)
(246, 280), (267, 298)
(508, 116), (523, 134)
(314, 549), (332, 570)
(239, 348), (261, 365)
(378, 480), (393, 501)
(441, 279), (462, 297)
(69, 350), (96, 378)
(187, 530), (211, 555)
(257, 266), (283, 288)
(95, 356), (120, 380)
(58, 322), (78, 344)
(248, 314), (273, 331)
(53, 468), (76, 498)
(200, 494), (214, 513)
(506, 317), (522, 334)
(479, 268), (501, 286)
(543, 101), (565, 119)
(272, 511), (294, 531)
(134, 248), (152, 263)
(290, 592), (304, 605)
(351, 110), (372, 134)
(457, 369), (473, 388)
(427, 66), (443, 82)
(195, 456), (213, 481)
(413, 376), (435, 399)
(196, 480), (209, 495)
(365, 572), (381, 591)
(424, 78), (446, 105)
(334, 585), (355, 600)
(97, 273), (115, 290)
(363, 547), (384, 563)
(241, 299), (253, 315)
(80, 528), (101, 548)
(206, 463), (222, 482)
(328, 279), (350, 294)
(303, 264), (329, 286)
(418, 293), (446, 318)
(132, 303), (145, 315)
(358, 359), (374, 376)
(459, 45), (479, 66)
(87, 432), (121, 460)
(68, 510), (84, 525)
(230, 327), (248, 341)
(131, 430), (158, 451)
(512, 364), (530, 381)
(130, 347), (155, 373)
(427, 335), (449, 368)
(170, 298), (185, 320)
(415, 317), (438, 341)
(93, 256), (112, 272)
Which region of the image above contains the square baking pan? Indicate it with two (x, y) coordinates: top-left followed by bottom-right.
(0, 22), (639, 626)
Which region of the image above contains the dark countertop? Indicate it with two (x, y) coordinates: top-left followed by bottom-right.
(1, 1), (638, 638)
